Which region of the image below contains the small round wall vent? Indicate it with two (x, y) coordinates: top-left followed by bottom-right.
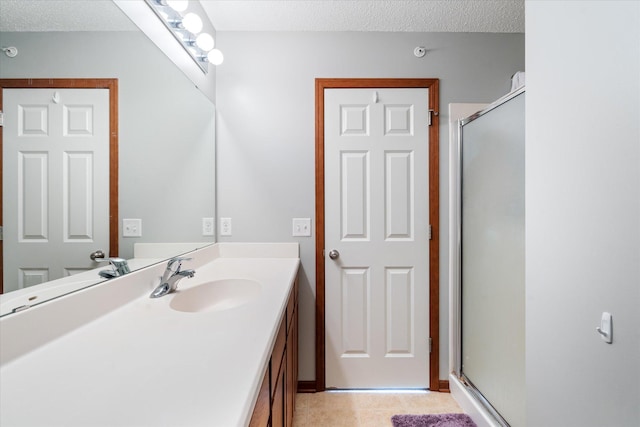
(414, 47), (426, 58)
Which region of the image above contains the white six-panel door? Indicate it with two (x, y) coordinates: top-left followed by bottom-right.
(3, 88), (110, 292)
(324, 88), (430, 388)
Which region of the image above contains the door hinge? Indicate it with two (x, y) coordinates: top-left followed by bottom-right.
(429, 337), (432, 353)
(428, 224), (433, 240)
(428, 109), (438, 126)
(0, 226), (3, 241)
(0, 110), (4, 127)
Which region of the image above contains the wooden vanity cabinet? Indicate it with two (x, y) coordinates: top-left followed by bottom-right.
(250, 370), (271, 426)
(285, 280), (298, 427)
(249, 279), (298, 427)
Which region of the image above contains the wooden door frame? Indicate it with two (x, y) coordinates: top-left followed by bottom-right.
(0, 78), (119, 294)
(314, 78), (442, 392)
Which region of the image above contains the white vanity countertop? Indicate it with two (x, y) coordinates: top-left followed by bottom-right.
(0, 243), (300, 427)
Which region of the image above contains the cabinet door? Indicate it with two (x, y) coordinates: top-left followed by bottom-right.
(286, 304), (298, 427)
(287, 281), (300, 427)
(249, 369), (270, 427)
(272, 362), (286, 427)
(272, 312), (287, 427)
(271, 319), (287, 395)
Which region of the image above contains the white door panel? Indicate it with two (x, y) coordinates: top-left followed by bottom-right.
(325, 88), (430, 388)
(4, 89), (110, 291)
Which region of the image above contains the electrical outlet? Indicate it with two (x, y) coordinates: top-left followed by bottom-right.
(123, 218), (142, 237)
(202, 217), (214, 236)
(292, 218), (311, 237)
(220, 217), (232, 236)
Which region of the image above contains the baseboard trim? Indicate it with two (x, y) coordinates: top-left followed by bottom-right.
(297, 381), (317, 393)
(296, 380), (449, 393)
(438, 380), (451, 393)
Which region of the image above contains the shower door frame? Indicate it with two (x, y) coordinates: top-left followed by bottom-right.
(455, 86), (526, 427)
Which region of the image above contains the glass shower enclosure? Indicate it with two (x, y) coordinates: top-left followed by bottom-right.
(458, 88), (525, 426)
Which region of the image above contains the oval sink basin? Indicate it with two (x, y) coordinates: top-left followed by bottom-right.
(170, 279), (260, 313)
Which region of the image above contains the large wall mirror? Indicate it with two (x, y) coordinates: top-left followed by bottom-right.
(0, 1), (216, 304)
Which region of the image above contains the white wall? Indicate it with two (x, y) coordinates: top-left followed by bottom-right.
(526, 1), (640, 426)
(215, 31), (524, 382)
(0, 31), (216, 259)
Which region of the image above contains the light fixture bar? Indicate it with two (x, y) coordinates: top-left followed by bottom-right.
(144, 0), (209, 74)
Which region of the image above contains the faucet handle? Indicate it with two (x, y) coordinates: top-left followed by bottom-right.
(108, 258), (131, 275)
(167, 256), (192, 271)
(97, 257), (130, 278)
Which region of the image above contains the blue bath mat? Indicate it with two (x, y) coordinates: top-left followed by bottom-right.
(391, 413), (477, 427)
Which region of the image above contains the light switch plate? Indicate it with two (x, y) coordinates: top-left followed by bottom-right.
(202, 217), (214, 236)
(220, 217), (232, 236)
(292, 218), (311, 237)
(123, 218), (142, 237)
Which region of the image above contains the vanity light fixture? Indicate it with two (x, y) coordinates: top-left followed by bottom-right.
(196, 33), (214, 51)
(207, 48), (224, 66)
(166, 0), (188, 12)
(182, 12), (203, 33)
(144, 0), (223, 74)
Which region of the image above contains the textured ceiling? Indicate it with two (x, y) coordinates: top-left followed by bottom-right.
(0, 0), (524, 33)
(0, 0), (137, 32)
(201, 0), (524, 33)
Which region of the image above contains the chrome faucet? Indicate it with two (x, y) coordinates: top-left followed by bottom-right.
(98, 257), (131, 279)
(149, 257), (195, 298)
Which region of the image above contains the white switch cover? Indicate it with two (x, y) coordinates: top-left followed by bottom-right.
(292, 218), (311, 237)
(202, 217), (214, 236)
(123, 218), (142, 237)
(220, 217), (232, 236)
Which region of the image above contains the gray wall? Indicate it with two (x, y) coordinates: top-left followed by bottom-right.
(215, 31), (525, 382)
(526, 1), (640, 426)
(0, 31), (216, 260)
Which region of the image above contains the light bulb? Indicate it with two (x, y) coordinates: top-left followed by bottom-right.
(166, 0), (188, 12)
(196, 33), (215, 51)
(207, 49), (224, 65)
(182, 12), (203, 34)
